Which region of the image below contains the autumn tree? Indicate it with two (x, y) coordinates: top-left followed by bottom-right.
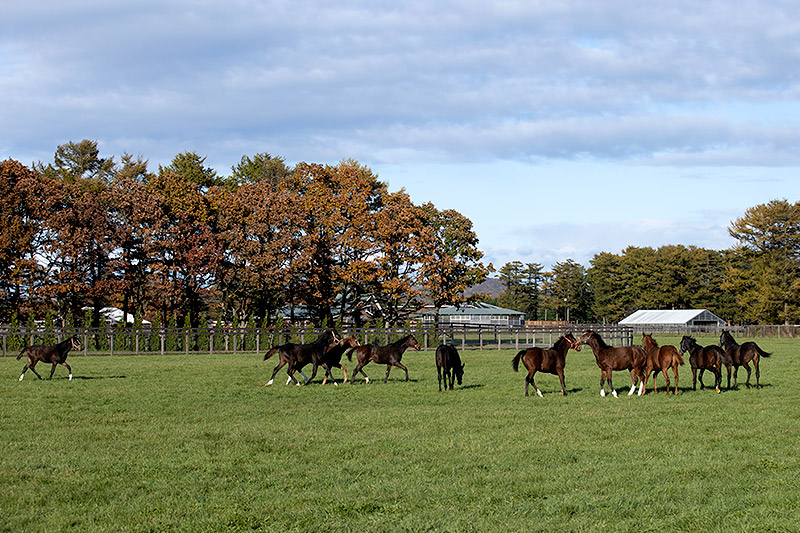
(146, 163), (222, 326)
(107, 154), (161, 324)
(211, 178), (302, 324)
(0, 159), (44, 321)
(33, 140), (118, 324)
(417, 203), (492, 324)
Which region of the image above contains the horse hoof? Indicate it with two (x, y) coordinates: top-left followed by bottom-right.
(612, 390), (618, 398)
(716, 388), (721, 394)
(18, 375), (24, 381)
(537, 389), (543, 398)
(600, 389), (606, 397)
(69, 374), (73, 381)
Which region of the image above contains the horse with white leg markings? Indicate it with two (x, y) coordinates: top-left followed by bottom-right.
(511, 333), (580, 397)
(17, 335), (81, 381)
(263, 330), (338, 386)
(578, 330), (646, 398)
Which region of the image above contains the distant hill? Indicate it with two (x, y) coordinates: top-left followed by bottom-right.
(464, 277), (504, 299)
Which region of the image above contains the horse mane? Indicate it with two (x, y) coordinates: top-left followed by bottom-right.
(589, 331), (611, 349)
(392, 335), (413, 346)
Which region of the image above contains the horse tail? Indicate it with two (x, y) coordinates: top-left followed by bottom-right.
(511, 350), (525, 372)
(16, 348), (26, 360)
(346, 347), (357, 362)
(756, 345), (771, 358)
(675, 350), (685, 366)
(263, 347), (279, 361)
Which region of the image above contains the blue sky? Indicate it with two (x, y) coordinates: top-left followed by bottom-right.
(3, 1), (799, 269)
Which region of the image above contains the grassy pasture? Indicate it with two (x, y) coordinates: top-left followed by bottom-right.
(2, 335), (799, 532)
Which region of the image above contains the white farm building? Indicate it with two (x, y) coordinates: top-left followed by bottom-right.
(421, 303), (525, 326)
(619, 309), (726, 329)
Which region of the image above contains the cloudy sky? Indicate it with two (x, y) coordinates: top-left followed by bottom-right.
(3, 1), (799, 269)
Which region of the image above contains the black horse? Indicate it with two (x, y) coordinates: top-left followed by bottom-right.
(680, 335), (731, 392)
(18, 335), (81, 381)
(719, 330), (771, 389)
(263, 330), (338, 386)
(435, 344), (464, 391)
(347, 334), (421, 383)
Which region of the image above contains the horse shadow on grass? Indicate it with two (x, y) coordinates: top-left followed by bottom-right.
(68, 375), (127, 380)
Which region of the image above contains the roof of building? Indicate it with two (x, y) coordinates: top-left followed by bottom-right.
(619, 309), (725, 325)
(421, 303), (525, 316)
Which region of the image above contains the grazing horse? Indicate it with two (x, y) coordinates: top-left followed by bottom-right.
(511, 333), (580, 397)
(320, 336), (360, 385)
(680, 335), (731, 393)
(579, 330), (646, 398)
(18, 335), (81, 381)
(641, 333), (684, 395)
(435, 344), (465, 391)
(347, 334), (421, 383)
(719, 330), (771, 389)
(263, 330), (338, 386)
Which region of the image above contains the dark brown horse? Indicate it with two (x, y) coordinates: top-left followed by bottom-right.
(680, 335), (731, 393)
(435, 344), (464, 391)
(641, 333), (684, 395)
(347, 334), (420, 383)
(263, 330), (338, 386)
(511, 333), (580, 397)
(320, 335), (360, 385)
(579, 330), (646, 397)
(719, 330), (771, 389)
(17, 335), (81, 381)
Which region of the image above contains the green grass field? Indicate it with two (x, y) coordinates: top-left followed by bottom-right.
(2, 335), (798, 532)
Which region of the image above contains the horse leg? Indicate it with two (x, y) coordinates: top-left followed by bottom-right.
(304, 363), (319, 386)
(62, 362), (72, 381)
(641, 367), (651, 396)
(437, 365), (443, 392)
(630, 369), (640, 396)
(531, 372), (542, 398)
(733, 366), (739, 388)
(27, 361), (42, 380)
(449, 367), (455, 390)
(266, 360), (286, 386)
(384, 364), (392, 383)
(713, 367), (721, 393)
(340, 365), (349, 384)
(673, 364), (679, 395)
(394, 362), (409, 382)
(607, 371), (618, 398)
(743, 362), (752, 389)
(599, 370), (607, 397)
(754, 356), (760, 389)
(558, 368), (566, 396)
(49, 362), (58, 380)
(726, 365), (732, 389)
(697, 368), (704, 390)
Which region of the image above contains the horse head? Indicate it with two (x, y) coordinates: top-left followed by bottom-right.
(679, 335), (694, 354)
(454, 361), (465, 385)
(70, 335), (82, 351)
(564, 332), (581, 352)
(406, 335), (421, 350)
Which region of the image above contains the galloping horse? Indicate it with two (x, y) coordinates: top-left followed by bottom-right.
(347, 334), (420, 383)
(511, 333), (580, 397)
(320, 335), (360, 385)
(719, 330), (771, 389)
(641, 333), (684, 395)
(680, 335), (730, 393)
(435, 344), (464, 391)
(263, 330), (338, 386)
(18, 335), (81, 381)
(579, 330), (646, 397)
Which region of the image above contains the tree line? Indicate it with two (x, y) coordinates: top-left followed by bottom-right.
(2, 140), (797, 328)
(492, 199), (800, 325)
(0, 140), (489, 329)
